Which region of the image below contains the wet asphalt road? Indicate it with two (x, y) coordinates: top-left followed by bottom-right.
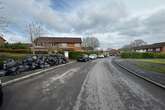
(1, 57), (165, 110)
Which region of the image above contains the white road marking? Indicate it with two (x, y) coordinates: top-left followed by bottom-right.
(42, 67), (80, 96)
(50, 68), (80, 82)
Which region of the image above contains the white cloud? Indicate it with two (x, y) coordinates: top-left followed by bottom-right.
(107, 7), (165, 48)
(1, 0), (165, 48)
(4, 33), (29, 43)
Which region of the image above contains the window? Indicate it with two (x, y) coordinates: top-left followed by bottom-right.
(156, 48), (160, 52)
(74, 43), (80, 47)
(61, 43), (67, 47)
(148, 48), (153, 52)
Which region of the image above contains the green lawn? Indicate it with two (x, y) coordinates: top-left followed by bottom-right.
(134, 59), (165, 64)
(131, 59), (165, 74)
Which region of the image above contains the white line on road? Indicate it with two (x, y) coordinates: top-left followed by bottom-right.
(41, 67), (80, 95)
(50, 68), (80, 82)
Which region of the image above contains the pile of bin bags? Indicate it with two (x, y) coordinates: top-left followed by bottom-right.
(0, 54), (68, 76)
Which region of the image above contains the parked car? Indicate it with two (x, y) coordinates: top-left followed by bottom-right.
(98, 54), (105, 58)
(0, 79), (3, 106)
(83, 54), (90, 61)
(89, 54), (97, 60)
(77, 56), (89, 62)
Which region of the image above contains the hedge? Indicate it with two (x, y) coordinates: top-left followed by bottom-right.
(69, 51), (86, 59)
(0, 53), (27, 68)
(121, 52), (165, 59)
(69, 51), (99, 59)
(0, 48), (31, 54)
(0, 43), (29, 49)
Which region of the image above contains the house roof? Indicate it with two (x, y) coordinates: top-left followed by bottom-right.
(0, 36), (6, 41)
(134, 42), (165, 50)
(34, 37), (82, 43)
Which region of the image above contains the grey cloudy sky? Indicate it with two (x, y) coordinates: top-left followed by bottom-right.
(1, 0), (165, 48)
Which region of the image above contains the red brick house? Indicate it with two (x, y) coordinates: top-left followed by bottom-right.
(109, 49), (120, 56)
(133, 42), (165, 53)
(33, 37), (82, 53)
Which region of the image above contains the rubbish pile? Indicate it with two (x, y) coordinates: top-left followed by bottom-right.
(0, 54), (68, 76)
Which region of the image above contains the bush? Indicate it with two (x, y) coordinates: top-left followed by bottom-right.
(0, 53), (27, 65)
(141, 53), (154, 58)
(153, 53), (165, 58)
(121, 52), (165, 59)
(0, 48), (31, 54)
(69, 51), (99, 59)
(0, 43), (29, 49)
(69, 52), (86, 59)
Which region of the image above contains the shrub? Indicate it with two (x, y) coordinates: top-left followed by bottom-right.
(0, 43), (29, 49)
(153, 53), (165, 58)
(142, 52), (154, 58)
(69, 51), (85, 59)
(69, 51), (99, 59)
(0, 53), (27, 64)
(120, 52), (165, 59)
(0, 48), (31, 54)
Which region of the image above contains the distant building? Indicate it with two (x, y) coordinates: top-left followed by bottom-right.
(133, 42), (165, 53)
(109, 49), (120, 56)
(33, 37), (82, 53)
(0, 35), (6, 46)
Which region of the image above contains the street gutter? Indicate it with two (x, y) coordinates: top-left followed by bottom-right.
(2, 61), (76, 87)
(113, 60), (165, 89)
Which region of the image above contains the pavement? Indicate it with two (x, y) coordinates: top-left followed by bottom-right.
(1, 57), (165, 110)
(113, 58), (165, 86)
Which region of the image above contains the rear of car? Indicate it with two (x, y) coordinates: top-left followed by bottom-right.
(98, 54), (105, 58)
(77, 54), (90, 62)
(89, 54), (97, 60)
(77, 56), (88, 62)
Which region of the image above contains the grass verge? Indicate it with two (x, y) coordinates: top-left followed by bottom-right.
(132, 59), (165, 74)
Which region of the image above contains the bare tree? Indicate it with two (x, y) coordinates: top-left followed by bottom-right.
(130, 39), (147, 47)
(122, 39), (147, 51)
(26, 21), (44, 54)
(82, 37), (100, 50)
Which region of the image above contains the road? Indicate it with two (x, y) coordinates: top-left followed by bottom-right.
(1, 57), (165, 110)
